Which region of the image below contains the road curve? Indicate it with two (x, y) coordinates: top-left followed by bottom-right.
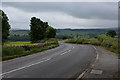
(2, 42), (97, 78)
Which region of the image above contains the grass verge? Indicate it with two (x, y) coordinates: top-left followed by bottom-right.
(64, 35), (119, 54)
(2, 43), (59, 61)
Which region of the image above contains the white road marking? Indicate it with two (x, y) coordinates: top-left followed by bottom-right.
(68, 50), (71, 52)
(76, 46), (99, 79)
(60, 52), (68, 55)
(60, 50), (71, 55)
(90, 69), (103, 74)
(76, 69), (89, 80)
(93, 46), (99, 61)
(1, 58), (51, 76)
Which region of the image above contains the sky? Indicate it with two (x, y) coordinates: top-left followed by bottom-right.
(1, 2), (118, 29)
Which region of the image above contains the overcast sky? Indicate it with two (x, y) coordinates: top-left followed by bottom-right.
(1, 2), (118, 29)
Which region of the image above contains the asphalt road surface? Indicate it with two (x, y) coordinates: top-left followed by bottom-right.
(2, 42), (97, 78)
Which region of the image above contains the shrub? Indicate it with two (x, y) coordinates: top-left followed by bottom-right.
(97, 34), (110, 42)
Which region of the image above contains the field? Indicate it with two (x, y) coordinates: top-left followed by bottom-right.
(5, 41), (31, 45)
(6, 41), (31, 44)
(4, 41), (38, 46)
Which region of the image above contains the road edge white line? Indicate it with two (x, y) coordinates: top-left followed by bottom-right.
(76, 46), (99, 80)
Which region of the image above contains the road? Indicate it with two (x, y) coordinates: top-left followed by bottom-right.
(2, 42), (97, 78)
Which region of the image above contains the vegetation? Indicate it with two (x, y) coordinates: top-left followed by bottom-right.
(65, 38), (100, 45)
(1, 10), (10, 44)
(97, 35), (119, 53)
(2, 43), (59, 60)
(29, 17), (56, 42)
(4, 41), (31, 46)
(8, 30), (30, 41)
(56, 28), (118, 39)
(65, 34), (119, 54)
(45, 26), (56, 38)
(3, 38), (59, 60)
(106, 30), (117, 37)
(8, 28), (118, 41)
(2, 46), (25, 59)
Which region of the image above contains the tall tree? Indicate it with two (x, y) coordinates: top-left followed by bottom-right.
(29, 17), (48, 42)
(1, 10), (10, 44)
(106, 30), (116, 37)
(29, 17), (56, 42)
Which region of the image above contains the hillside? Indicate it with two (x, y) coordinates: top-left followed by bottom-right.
(8, 28), (118, 41)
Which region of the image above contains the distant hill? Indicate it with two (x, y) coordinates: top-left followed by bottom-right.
(56, 28), (118, 39)
(10, 30), (30, 35)
(8, 28), (118, 41)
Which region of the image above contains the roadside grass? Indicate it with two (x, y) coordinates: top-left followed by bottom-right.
(2, 38), (59, 60)
(65, 38), (100, 45)
(65, 35), (119, 54)
(2, 43), (59, 60)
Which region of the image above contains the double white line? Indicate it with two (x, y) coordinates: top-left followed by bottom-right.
(60, 50), (71, 55)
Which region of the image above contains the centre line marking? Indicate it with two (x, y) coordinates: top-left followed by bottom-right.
(60, 50), (71, 55)
(1, 58), (51, 76)
(60, 52), (67, 55)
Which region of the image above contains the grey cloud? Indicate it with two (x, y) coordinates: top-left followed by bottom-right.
(2, 2), (118, 20)
(2, 2), (118, 29)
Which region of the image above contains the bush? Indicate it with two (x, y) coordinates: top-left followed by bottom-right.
(97, 34), (109, 42)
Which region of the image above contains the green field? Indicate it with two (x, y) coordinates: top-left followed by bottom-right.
(4, 38), (58, 46)
(4, 41), (39, 46)
(6, 41), (31, 44)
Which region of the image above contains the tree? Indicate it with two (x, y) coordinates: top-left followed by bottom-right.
(45, 26), (56, 38)
(1, 10), (10, 44)
(29, 17), (55, 42)
(106, 30), (116, 37)
(30, 17), (45, 42)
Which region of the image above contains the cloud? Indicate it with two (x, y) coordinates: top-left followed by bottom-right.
(3, 2), (118, 20)
(2, 2), (118, 29)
